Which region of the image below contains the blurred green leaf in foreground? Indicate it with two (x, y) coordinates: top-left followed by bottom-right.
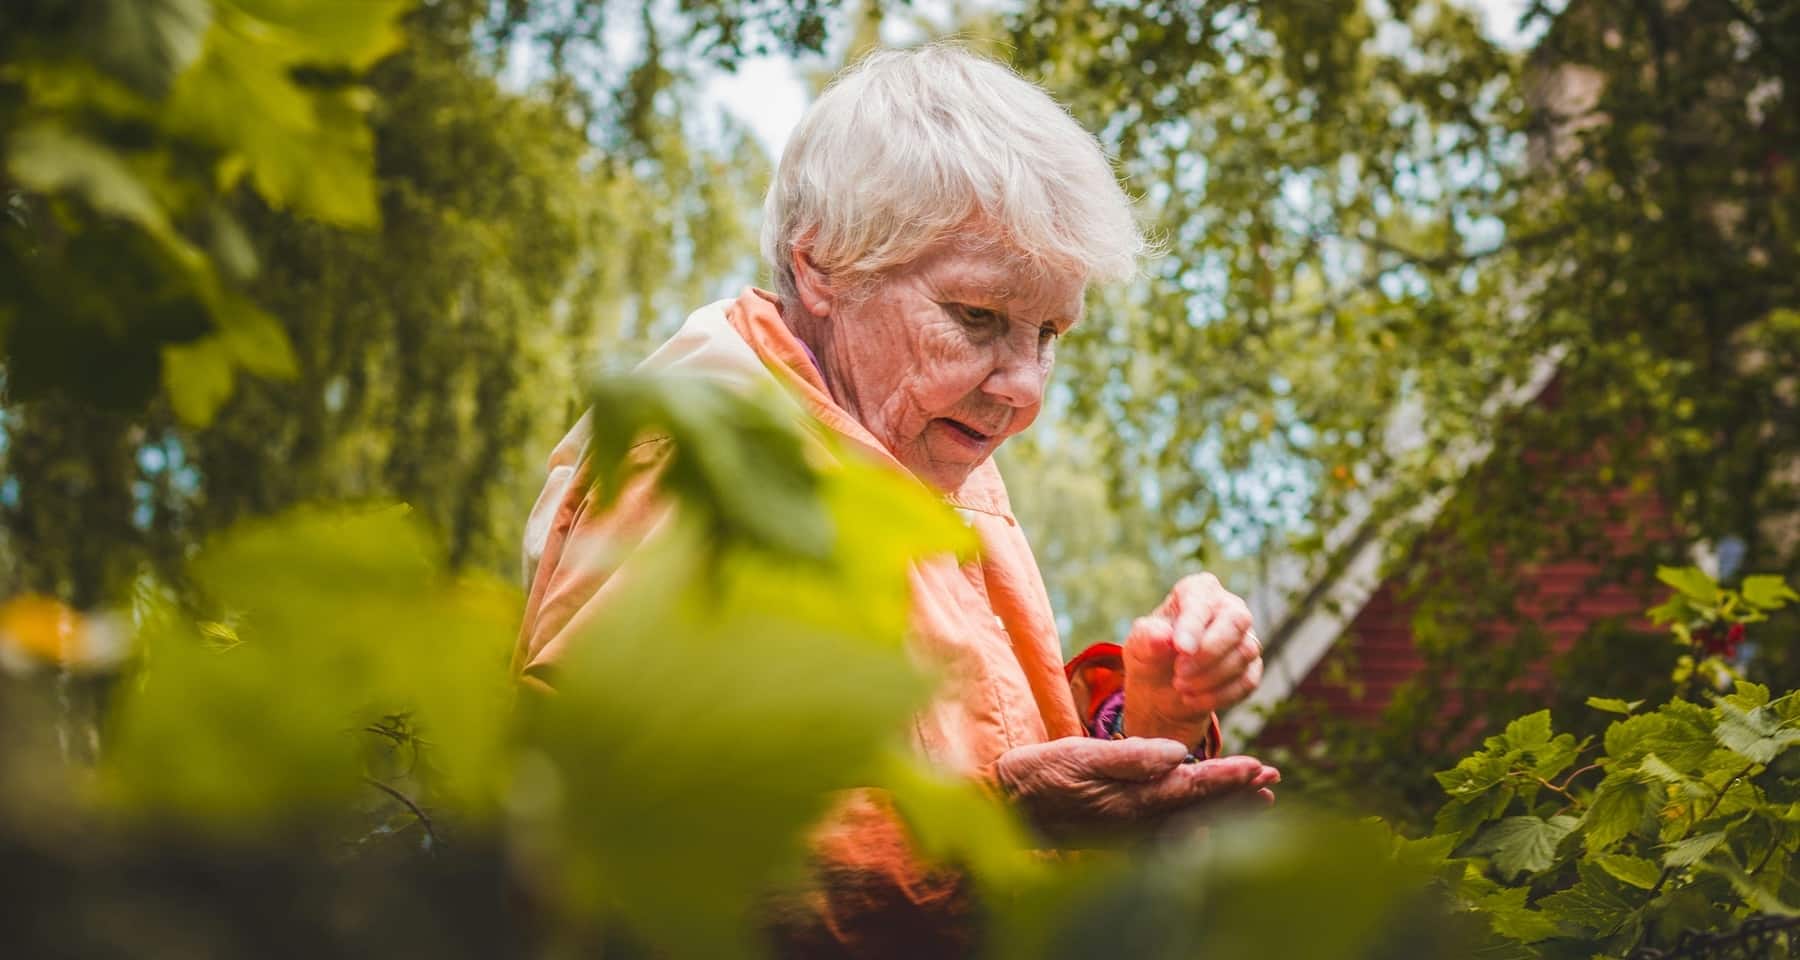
(101, 504), (518, 826)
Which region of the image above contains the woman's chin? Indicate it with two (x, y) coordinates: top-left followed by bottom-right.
(904, 454), (984, 493)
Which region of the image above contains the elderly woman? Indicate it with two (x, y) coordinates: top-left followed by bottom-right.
(515, 43), (1278, 955)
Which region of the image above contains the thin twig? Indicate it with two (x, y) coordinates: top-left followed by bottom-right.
(363, 776), (443, 851)
(1557, 763), (1603, 791)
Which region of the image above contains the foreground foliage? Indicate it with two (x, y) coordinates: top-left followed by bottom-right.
(2, 376), (1458, 959)
(1433, 571), (1800, 957)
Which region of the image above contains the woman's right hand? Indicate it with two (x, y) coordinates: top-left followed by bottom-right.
(993, 737), (1278, 842)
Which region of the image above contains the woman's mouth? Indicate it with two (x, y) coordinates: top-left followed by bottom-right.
(934, 417), (996, 452)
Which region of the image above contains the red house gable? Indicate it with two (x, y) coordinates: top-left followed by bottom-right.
(1225, 370), (1680, 745)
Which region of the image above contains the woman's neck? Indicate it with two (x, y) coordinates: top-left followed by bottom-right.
(779, 300), (835, 395)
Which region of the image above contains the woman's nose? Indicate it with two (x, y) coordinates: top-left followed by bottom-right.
(981, 342), (1047, 410)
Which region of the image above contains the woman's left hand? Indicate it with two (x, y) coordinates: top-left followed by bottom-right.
(1122, 573), (1263, 745)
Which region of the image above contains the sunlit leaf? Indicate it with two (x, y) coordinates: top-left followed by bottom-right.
(165, 2), (407, 225)
(1586, 697), (1642, 716)
(225, 0), (407, 68)
(1740, 575), (1798, 610)
(1656, 566), (1719, 604)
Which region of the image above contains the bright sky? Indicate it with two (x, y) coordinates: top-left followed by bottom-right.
(704, 0), (1551, 160)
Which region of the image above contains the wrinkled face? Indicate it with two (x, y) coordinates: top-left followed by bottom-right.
(811, 242), (1085, 491)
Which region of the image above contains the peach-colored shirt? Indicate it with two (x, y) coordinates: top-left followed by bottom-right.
(515, 288), (1085, 953)
(516, 288), (1085, 761)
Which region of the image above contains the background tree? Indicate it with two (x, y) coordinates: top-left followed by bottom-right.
(0, 0), (819, 605)
(981, 0), (1800, 825)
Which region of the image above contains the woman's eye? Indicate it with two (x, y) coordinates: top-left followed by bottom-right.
(955, 305), (1005, 334)
(1038, 324), (1059, 346)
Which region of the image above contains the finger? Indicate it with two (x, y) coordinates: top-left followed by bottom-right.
(1124, 756), (1266, 816)
(1164, 573), (1224, 617)
(1167, 574), (1223, 655)
(1180, 648), (1267, 706)
(1125, 615), (1178, 672)
(1171, 601), (1211, 656)
(1079, 736), (1190, 781)
(1176, 620), (1258, 692)
(1185, 656), (1263, 713)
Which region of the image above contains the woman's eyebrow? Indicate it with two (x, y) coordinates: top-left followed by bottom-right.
(951, 275), (1082, 328)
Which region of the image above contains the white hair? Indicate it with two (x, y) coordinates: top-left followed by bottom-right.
(761, 43), (1145, 305)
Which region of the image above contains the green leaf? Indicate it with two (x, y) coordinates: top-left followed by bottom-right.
(1741, 575), (1799, 610)
(1714, 699), (1800, 764)
(881, 753), (1038, 882)
(104, 506), (519, 823)
(880, 754), (1109, 960)
(1657, 566), (1719, 603)
(89, 0), (212, 94)
(1605, 711), (1715, 769)
(1472, 815), (1578, 880)
(1528, 733), (1579, 781)
(1725, 682), (1772, 708)
(1647, 594), (1693, 625)
(1065, 813), (1438, 960)
(159, 299), (295, 425)
(1587, 697), (1642, 716)
(519, 472), (956, 955)
(587, 375), (833, 562)
(161, 337), (238, 426)
(1473, 887), (1559, 943)
(1392, 831), (1459, 871)
(1693, 855), (1800, 916)
(1662, 831), (1726, 868)
(7, 126), (172, 240)
(1437, 752), (1505, 795)
(1638, 752), (1688, 784)
(1437, 785), (1516, 846)
(1504, 710), (1553, 748)
(227, 0), (407, 68)
(1537, 862), (1640, 937)
(165, 2), (408, 225)
(1585, 776), (1653, 851)
(1593, 854), (1661, 890)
